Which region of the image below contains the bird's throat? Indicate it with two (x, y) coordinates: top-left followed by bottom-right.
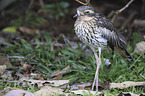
(78, 16), (94, 22)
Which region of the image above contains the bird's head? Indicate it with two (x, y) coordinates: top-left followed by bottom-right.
(73, 6), (95, 18)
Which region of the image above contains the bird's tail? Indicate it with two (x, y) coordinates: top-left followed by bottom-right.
(114, 46), (134, 61)
(123, 48), (134, 61)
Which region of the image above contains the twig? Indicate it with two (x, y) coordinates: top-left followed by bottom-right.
(39, 0), (44, 8)
(140, 73), (145, 79)
(7, 56), (24, 58)
(75, 0), (90, 5)
(108, 0), (134, 23)
(118, 0), (134, 13)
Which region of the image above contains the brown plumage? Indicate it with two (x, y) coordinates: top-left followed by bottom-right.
(74, 6), (134, 61)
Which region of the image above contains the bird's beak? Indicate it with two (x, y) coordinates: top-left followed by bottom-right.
(73, 14), (77, 18)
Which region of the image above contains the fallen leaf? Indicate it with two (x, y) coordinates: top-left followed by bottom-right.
(71, 90), (101, 95)
(110, 81), (145, 89)
(117, 92), (140, 96)
(0, 65), (6, 73)
(45, 80), (69, 87)
(134, 41), (145, 55)
(34, 86), (70, 96)
(19, 77), (45, 88)
(18, 27), (40, 35)
(2, 26), (17, 34)
(4, 90), (35, 96)
(70, 82), (91, 90)
(20, 77), (69, 87)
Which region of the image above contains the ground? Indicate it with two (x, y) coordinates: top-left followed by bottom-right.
(0, 0), (145, 95)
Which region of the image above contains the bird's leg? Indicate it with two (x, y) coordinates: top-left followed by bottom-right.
(91, 49), (98, 91)
(91, 47), (101, 91)
(97, 47), (101, 91)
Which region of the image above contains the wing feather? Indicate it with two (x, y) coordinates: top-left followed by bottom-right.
(94, 13), (127, 49)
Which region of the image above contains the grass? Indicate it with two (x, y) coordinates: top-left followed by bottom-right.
(0, 32), (145, 95)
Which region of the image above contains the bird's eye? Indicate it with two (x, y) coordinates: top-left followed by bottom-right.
(85, 11), (90, 14)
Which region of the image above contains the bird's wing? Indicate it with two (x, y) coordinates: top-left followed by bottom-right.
(94, 14), (127, 49)
(94, 14), (134, 61)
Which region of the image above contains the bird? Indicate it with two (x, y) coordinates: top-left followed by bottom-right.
(74, 5), (134, 91)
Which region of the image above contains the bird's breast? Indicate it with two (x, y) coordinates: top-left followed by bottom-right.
(74, 18), (108, 49)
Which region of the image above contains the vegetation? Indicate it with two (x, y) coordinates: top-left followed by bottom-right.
(0, 0), (144, 95)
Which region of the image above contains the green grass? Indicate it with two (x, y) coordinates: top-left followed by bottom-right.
(0, 32), (144, 95)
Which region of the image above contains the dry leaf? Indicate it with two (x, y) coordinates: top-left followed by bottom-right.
(4, 90), (35, 96)
(18, 27), (40, 35)
(45, 80), (69, 86)
(34, 86), (71, 96)
(0, 65), (7, 73)
(134, 41), (145, 55)
(110, 81), (145, 89)
(20, 77), (69, 87)
(71, 90), (101, 95)
(117, 92), (141, 96)
(70, 82), (91, 90)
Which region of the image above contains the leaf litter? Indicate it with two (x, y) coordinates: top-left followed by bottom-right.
(110, 81), (145, 89)
(0, 0), (145, 95)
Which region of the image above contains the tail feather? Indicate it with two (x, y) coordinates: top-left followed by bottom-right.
(107, 39), (134, 61)
(123, 47), (134, 61)
(114, 46), (134, 61)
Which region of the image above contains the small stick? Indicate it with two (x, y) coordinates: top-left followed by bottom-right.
(140, 73), (145, 79)
(39, 0), (44, 8)
(117, 0), (134, 14)
(7, 56), (24, 58)
(69, 77), (80, 86)
(75, 0), (90, 6)
(108, 0), (134, 23)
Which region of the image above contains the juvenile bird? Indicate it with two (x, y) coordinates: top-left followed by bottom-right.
(74, 6), (134, 91)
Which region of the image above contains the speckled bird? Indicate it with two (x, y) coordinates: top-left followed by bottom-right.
(74, 6), (134, 91)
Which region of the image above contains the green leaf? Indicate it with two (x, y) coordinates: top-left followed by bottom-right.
(2, 26), (17, 34)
